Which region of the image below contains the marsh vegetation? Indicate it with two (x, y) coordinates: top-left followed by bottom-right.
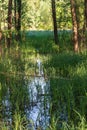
(0, 31), (87, 130)
(0, 0), (87, 129)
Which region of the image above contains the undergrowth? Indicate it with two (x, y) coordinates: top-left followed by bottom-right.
(0, 31), (87, 130)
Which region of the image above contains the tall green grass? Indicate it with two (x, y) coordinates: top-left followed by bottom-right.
(0, 31), (87, 129)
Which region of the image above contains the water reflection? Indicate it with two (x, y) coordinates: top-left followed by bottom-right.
(26, 59), (50, 129)
(1, 59), (50, 130)
(2, 87), (12, 124)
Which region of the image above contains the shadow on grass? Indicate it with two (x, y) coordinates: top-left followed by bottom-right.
(20, 30), (73, 54)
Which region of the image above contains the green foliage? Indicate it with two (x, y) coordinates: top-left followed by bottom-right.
(56, 0), (72, 29)
(21, 0), (73, 30)
(21, 0), (52, 30)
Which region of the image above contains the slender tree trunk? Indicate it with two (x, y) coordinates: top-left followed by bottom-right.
(51, 0), (58, 45)
(17, 0), (21, 31)
(84, 0), (87, 29)
(14, 0), (18, 41)
(84, 0), (87, 47)
(0, 22), (2, 42)
(7, 0), (12, 48)
(16, 0), (21, 40)
(0, 18), (1, 32)
(0, 31), (2, 42)
(0, 2), (2, 42)
(70, 0), (79, 52)
(0, 12), (2, 54)
(14, 0), (17, 29)
(75, 1), (84, 50)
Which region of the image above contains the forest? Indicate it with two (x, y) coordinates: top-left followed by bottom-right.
(0, 0), (87, 130)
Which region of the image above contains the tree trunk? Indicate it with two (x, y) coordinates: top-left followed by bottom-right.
(0, 2), (3, 42)
(16, 0), (21, 40)
(51, 0), (58, 45)
(14, 0), (17, 29)
(14, 0), (18, 40)
(0, 18), (1, 32)
(84, 0), (87, 29)
(0, 31), (3, 42)
(7, 0), (12, 48)
(84, 0), (87, 47)
(75, 1), (83, 50)
(70, 0), (79, 52)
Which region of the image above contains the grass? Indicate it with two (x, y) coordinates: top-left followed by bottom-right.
(0, 30), (87, 129)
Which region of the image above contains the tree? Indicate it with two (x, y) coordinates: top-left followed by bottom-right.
(0, 0), (3, 42)
(51, 0), (58, 45)
(84, 0), (87, 29)
(83, 0), (87, 47)
(7, 0), (12, 48)
(70, 0), (79, 52)
(16, 0), (21, 40)
(74, 0), (87, 50)
(14, 0), (21, 40)
(14, 0), (17, 29)
(56, 0), (72, 29)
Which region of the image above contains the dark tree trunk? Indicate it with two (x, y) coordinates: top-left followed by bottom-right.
(70, 0), (79, 52)
(0, 31), (3, 55)
(0, 31), (2, 41)
(17, 0), (21, 31)
(14, 0), (18, 41)
(84, 0), (87, 29)
(14, 0), (17, 29)
(16, 0), (21, 40)
(51, 0), (58, 45)
(0, 20), (1, 32)
(83, 0), (87, 47)
(7, 0), (12, 48)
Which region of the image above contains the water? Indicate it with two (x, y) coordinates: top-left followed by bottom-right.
(1, 57), (69, 129)
(1, 58), (50, 130)
(26, 59), (50, 130)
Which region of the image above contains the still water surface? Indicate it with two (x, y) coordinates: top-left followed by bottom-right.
(2, 59), (50, 130)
